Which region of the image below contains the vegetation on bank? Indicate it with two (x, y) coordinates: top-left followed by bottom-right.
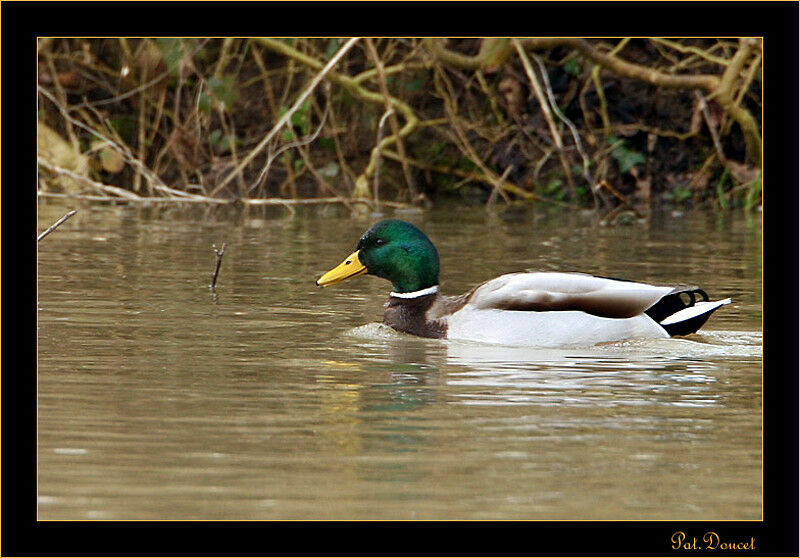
(37, 38), (762, 215)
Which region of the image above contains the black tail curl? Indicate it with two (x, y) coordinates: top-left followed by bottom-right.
(645, 287), (712, 336)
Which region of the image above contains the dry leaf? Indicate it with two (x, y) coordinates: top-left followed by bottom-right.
(99, 147), (125, 174)
(687, 170), (711, 191)
(635, 177), (651, 203)
(37, 120), (89, 191)
(498, 77), (524, 119)
(725, 161), (760, 184)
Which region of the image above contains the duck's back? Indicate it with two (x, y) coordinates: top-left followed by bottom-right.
(466, 272), (675, 317)
(444, 272), (674, 347)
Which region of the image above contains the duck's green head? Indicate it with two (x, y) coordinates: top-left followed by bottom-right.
(316, 219), (439, 293)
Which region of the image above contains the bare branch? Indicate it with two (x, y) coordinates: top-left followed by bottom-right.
(38, 210), (77, 242)
(216, 37), (360, 193)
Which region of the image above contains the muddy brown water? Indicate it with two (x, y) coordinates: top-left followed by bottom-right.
(37, 201), (762, 520)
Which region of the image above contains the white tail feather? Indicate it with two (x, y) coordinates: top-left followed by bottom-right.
(660, 298), (732, 325)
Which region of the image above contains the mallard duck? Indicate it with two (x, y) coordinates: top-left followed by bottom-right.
(316, 219), (731, 347)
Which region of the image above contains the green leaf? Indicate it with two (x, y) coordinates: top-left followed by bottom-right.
(318, 137), (336, 151)
(198, 92), (211, 113)
(155, 38), (184, 76)
(564, 58), (581, 76)
(664, 185), (691, 203)
(405, 77), (425, 92)
(608, 136), (646, 173)
(208, 75), (240, 109)
(324, 38), (344, 60)
(744, 169), (762, 212)
(545, 178), (562, 194)
(110, 116), (137, 143)
(716, 167), (730, 209)
(290, 98), (311, 135)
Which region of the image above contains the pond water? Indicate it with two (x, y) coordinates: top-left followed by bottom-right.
(36, 201), (762, 520)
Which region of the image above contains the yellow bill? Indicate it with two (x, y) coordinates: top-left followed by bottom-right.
(316, 250), (368, 286)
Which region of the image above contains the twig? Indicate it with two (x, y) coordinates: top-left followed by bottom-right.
(37, 157), (143, 200)
(133, 56), (149, 193)
(256, 38), (421, 198)
(42, 52), (79, 150)
(214, 38), (235, 79)
(486, 165), (513, 210)
(210, 243), (227, 289)
(532, 54), (590, 178)
(215, 106), (246, 197)
(591, 39), (631, 139)
(374, 108), (394, 207)
(425, 37), (760, 165)
(475, 70), (505, 125)
(325, 102), (359, 192)
(364, 38), (419, 201)
(243, 196), (408, 208)
(214, 37), (360, 194)
(596, 180), (644, 219)
(695, 91), (727, 165)
(512, 39), (577, 200)
(531, 52), (598, 208)
(434, 67), (559, 205)
(69, 38), (212, 111)
(38, 210), (77, 242)
(649, 38), (731, 67)
(248, 41), (298, 198)
(246, 83), (332, 195)
(38, 85), (184, 198)
(422, 38), (513, 71)
(599, 204), (636, 226)
(37, 190), (410, 208)
(289, 121), (354, 210)
(380, 148), (566, 206)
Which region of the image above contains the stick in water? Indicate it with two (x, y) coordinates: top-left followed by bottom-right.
(38, 210), (77, 242)
(210, 243), (227, 289)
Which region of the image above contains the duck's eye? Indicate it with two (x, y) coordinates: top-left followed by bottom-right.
(375, 238), (386, 246)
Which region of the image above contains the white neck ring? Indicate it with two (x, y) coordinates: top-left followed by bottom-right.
(389, 285), (439, 299)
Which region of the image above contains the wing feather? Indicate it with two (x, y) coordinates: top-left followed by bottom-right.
(466, 272), (675, 319)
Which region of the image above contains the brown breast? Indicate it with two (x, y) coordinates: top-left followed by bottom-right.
(383, 294), (447, 339)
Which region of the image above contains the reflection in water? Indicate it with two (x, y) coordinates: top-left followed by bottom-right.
(443, 334), (759, 409)
(37, 202), (761, 520)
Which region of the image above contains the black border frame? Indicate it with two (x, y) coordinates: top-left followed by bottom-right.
(8, 2), (797, 556)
